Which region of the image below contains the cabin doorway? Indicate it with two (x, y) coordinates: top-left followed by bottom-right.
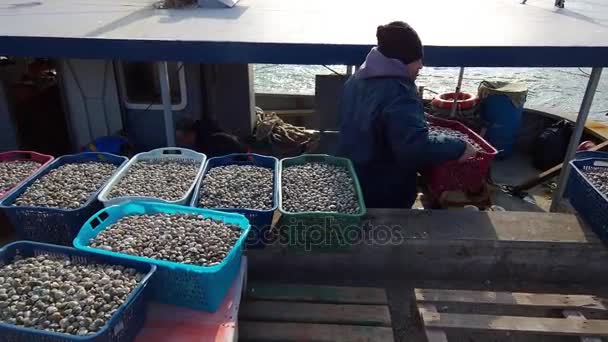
(0, 58), (71, 155)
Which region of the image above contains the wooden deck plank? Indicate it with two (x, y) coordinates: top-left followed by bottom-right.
(513, 139), (608, 192)
(418, 304), (449, 342)
(421, 312), (608, 337)
(366, 209), (599, 244)
(563, 310), (603, 342)
(247, 283), (388, 305)
(239, 321), (394, 342)
(586, 120), (608, 141)
(239, 300), (392, 327)
(415, 289), (607, 310)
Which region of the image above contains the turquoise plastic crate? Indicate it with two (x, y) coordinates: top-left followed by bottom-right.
(73, 201), (250, 312)
(0, 241), (156, 342)
(278, 154), (367, 251)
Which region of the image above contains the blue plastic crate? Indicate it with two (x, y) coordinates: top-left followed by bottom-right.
(0, 241), (155, 342)
(190, 153), (278, 248)
(0, 153), (128, 246)
(73, 201), (250, 312)
(565, 151), (608, 241)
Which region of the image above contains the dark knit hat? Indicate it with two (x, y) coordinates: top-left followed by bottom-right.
(377, 21), (423, 65)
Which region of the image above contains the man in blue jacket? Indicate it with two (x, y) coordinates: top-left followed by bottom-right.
(338, 21), (476, 208)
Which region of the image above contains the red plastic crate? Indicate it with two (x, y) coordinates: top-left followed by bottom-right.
(426, 115), (498, 196)
(0, 150), (54, 199)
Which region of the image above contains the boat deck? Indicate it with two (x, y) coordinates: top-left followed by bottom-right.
(490, 153), (554, 212)
(250, 209), (605, 283)
(2, 206), (607, 341)
(247, 208), (608, 341)
(529, 107), (608, 141)
(239, 281), (608, 341)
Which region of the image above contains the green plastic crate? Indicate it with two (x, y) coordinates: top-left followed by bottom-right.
(278, 154), (367, 251)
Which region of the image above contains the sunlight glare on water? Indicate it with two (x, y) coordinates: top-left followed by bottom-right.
(254, 65), (608, 122)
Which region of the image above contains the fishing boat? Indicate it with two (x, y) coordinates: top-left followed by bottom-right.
(2, 0), (608, 340)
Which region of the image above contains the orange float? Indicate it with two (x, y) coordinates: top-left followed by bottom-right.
(431, 92), (479, 110)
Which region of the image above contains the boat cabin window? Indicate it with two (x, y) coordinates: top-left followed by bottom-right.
(118, 61), (187, 110)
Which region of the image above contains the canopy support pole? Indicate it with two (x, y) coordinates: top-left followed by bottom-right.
(0, 80), (18, 150)
(450, 67), (465, 117)
(550, 67), (602, 212)
(158, 61), (176, 147)
(346, 65), (353, 76)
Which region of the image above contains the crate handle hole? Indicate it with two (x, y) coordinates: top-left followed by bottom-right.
(98, 211), (109, 222)
(303, 155), (326, 163)
(593, 161), (608, 167)
(14, 152), (33, 160)
(233, 155), (253, 162)
(90, 218), (101, 229)
(163, 149), (183, 155)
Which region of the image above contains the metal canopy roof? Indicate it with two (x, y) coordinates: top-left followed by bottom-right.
(1, 0), (607, 66)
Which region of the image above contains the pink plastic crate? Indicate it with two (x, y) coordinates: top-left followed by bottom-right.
(0, 150), (53, 199)
(426, 115), (498, 196)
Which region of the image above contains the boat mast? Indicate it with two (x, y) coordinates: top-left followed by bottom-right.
(550, 67), (602, 211)
(450, 67), (465, 118)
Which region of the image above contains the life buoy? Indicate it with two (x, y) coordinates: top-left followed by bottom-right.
(577, 140), (596, 151)
(431, 92), (479, 110)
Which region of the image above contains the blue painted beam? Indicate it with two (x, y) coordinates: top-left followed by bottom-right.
(2, 37), (608, 67)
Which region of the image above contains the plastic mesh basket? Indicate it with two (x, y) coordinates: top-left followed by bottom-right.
(190, 153), (278, 249)
(0, 153), (127, 246)
(98, 148), (207, 207)
(0, 241), (155, 342)
(277, 154), (367, 251)
(73, 201), (250, 312)
(426, 115), (498, 196)
(0, 150), (54, 200)
(565, 151), (608, 241)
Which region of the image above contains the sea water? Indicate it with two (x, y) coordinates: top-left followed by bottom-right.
(254, 65), (608, 122)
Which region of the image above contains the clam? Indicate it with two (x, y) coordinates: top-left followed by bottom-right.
(583, 168), (608, 195)
(108, 159), (199, 201)
(0, 160), (41, 193)
(199, 165), (274, 210)
(428, 126), (484, 152)
(89, 213), (242, 267)
(13, 162), (117, 209)
(281, 163), (360, 214)
(0, 254), (142, 336)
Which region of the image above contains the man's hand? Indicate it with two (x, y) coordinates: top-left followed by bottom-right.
(458, 142), (477, 162)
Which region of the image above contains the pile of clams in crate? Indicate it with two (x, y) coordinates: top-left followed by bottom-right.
(0, 149), (368, 339)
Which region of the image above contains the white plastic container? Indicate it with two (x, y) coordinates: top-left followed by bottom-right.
(98, 148), (207, 207)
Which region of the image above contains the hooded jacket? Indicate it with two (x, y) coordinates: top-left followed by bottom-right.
(337, 48), (465, 208)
